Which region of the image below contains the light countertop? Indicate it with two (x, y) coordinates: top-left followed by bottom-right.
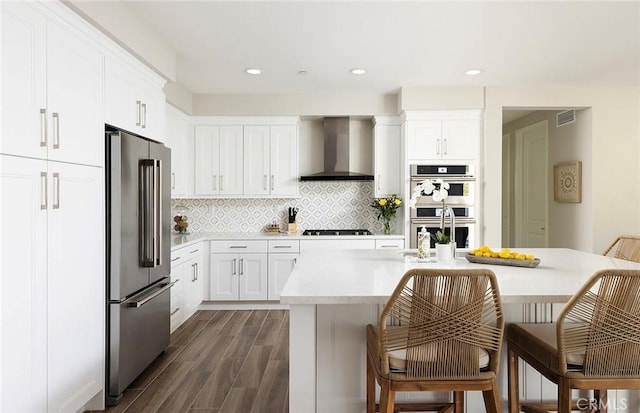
(171, 231), (404, 249)
(279, 248), (640, 305)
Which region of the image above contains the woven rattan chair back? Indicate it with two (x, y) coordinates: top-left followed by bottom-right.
(603, 235), (640, 262)
(378, 268), (504, 379)
(558, 269), (640, 376)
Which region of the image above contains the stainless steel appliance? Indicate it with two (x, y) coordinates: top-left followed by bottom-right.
(410, 164), (475, 206)
(105, 126), (175, 406)
(302, 229), (373, 236)
(410, 212), (476, 249)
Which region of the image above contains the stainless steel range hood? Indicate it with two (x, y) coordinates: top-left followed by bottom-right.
(300, 117), (374, 181)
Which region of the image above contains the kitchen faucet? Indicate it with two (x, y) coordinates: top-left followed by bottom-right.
(446, 205), (456, 258)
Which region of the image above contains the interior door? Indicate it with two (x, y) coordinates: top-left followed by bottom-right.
(515, 121), (548, 247)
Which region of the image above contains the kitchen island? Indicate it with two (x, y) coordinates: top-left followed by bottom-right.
(280, 248), (640, 413)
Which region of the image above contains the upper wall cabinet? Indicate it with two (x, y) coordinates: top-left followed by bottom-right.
(165, 104), (193, 197)
(404, 111), (481, 162)
(244, 125), (299, 197)
(1, 1), (103, 166)
(192, 117), (299, 199)
(194, 125), (244, 196)
(105, 53), (166, 142)
(373, 116), (402, 197)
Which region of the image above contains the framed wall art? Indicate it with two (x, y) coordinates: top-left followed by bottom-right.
(554, 161), (582, 203)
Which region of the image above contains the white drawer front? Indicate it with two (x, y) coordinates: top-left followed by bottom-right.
(171, 242), (203, 267)
(300, 239), (375, 252)
(268, 239), (300, 253)
(210, 240), (268, 254)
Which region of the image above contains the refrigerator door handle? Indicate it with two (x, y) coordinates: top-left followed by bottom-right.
(126, 281), (177, 308)
(140, 159), (156, 267)
(154, 159), (162, 266)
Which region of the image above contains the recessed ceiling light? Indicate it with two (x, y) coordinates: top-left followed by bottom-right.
(350, 68), (366, 75)
(298, 70), (308, 75)
(465, 69), (482, 76)
(245, 68), (261, 75)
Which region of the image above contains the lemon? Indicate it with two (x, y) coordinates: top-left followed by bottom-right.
(474, 251), (483, 257)
(516, 253), (526, 260)
(480, 245), (490, 252)
(526, 254), (535, 260)
(482, 252), (492, 257)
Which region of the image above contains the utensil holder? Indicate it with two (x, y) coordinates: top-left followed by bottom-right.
(288, 223), (297, 234)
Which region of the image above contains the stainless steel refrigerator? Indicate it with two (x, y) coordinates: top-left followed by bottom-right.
(105, 126), (174, 405)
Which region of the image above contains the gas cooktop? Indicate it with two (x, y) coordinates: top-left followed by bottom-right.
(302, 229), (373, 236)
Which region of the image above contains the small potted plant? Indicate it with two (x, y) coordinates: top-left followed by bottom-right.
(431, 230), (453, 261)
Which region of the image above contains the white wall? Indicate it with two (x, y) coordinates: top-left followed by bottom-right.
(485, 87), (640, 254)
(64, 0), (176, 82)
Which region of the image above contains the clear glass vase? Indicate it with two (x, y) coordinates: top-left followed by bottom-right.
(383, 219), (391, 235)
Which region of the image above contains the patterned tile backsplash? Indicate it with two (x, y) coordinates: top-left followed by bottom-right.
(171, 181), (401, 234)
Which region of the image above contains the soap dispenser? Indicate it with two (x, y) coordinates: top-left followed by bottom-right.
(417, 226), (429, 259)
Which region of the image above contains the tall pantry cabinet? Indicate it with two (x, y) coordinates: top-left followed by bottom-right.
(1, 1), (104, 412)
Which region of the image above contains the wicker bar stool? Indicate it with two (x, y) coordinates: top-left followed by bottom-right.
(507, 269), (640, 413)
(366, 268), (504, 413)
(603, 235), (640, 262)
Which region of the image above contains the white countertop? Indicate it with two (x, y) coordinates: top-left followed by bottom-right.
(171, 231), (404, 249)
(279, 248), (640, 304)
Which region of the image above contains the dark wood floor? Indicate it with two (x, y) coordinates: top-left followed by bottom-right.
(95, 310), (289, 413)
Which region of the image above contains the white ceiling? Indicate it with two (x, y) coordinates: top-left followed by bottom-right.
(116, 1), (639, 95)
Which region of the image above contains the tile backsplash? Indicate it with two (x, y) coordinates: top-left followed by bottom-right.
(171, 181), (401, 234)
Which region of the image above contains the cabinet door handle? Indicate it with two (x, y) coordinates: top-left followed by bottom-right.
(40, 109), (47, 147)
(192, 263), (196, 282)
(141, 103), (147, 129)
(40, 172), (48, 210)
(52, 112), (60, 149)
(443, 138), (447, 155)
(194, 262), (198, 280)
(436, 138), (440, 155)
(212, 175), (217, 190)
(220, 175), (224, 191)
(52, 172), (60, 209)
(270, 175), (274, 191)
(233, 258), (237, 275)
(377, 175), (381, 191)
(136, 101), (142, 126)
(170, 307), (180, 316)
(293, 258), (297, 265)
(263, 175), (267, 190)
(239, 258), (244, 275)
(171, 172), (176, 190)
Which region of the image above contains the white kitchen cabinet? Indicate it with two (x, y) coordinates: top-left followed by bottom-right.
(405, 111), (481, 161)
(1, 0), (103, 166)
(374, 238), (405, 250)
(209, 240), (268, 300)
(243, 124), (299, 196)
(1, 155), (103, 413)
(194, 125), (244, 196)
(165, 104), (193, 197)
(105, 53), (166, 142)
(171, 242), (205, 329)
(267, 240), (300, 301)
(373, 117), (401, 197)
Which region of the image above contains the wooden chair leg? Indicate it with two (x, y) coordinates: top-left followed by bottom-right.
(379, 380), (395, 413)
(558, 378), (572, 413)
(366, 355), (375, 413)
(595, 389), (607, 413)
(507, 346), (520, 413)
(453, 391), (464, 413)
(482, 378), (502, 413)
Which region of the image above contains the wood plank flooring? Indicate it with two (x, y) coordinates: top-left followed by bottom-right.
(94, 310), (289, 413)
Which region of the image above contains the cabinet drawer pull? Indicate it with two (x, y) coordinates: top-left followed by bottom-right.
(136, 101), (141, 126)
(40, 172), (48, 210)
(52, 172), (60, 209)
(189, 249), (199, 254)
(141, 103), (147, 128)
(379, 245), (399, 248)
(229, 245), (248, 249)
(273, 245), (292, 249)
(170, 307), (180, 316)
(40, 109), (47, 147)
(52, 112), (60, 149)
(171, 256), (182, 262)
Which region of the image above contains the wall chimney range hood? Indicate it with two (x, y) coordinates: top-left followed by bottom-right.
(299, 117), (374, 181)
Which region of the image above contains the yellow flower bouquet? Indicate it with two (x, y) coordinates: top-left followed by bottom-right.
(370, 194), (402, 234)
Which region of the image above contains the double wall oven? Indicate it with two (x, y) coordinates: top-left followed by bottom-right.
(409, 164), (477, 249)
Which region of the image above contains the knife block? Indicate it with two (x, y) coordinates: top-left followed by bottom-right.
(288, 223), (297, 234)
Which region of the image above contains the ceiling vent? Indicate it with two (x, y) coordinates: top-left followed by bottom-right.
(556, 110), (576, 127)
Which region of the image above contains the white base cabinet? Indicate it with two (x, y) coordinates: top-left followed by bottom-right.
(267, 240), (300, 301)
(210, 240), (268, 300)
(170, 242), (205, 331)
